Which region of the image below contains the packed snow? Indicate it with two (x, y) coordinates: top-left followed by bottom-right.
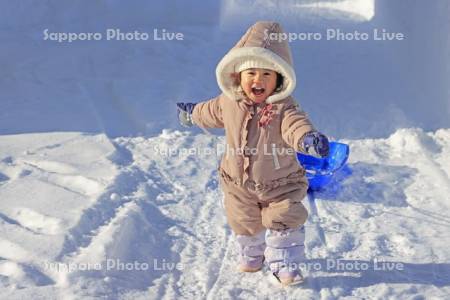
(0, 129), (449, 299)
(1, 0), (449, 299)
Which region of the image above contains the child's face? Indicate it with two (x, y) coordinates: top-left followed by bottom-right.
(240, 68), (277, 103)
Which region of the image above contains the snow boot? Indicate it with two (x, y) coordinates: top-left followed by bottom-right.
(235, 230), (266, 272)
(273, 270), (304, 286)
(265, 226), (306, 286)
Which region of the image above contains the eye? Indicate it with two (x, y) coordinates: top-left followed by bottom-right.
(247, 71), (255, 75)
(264, 72), (272, 76)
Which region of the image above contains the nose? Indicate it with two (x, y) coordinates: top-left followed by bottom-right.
(254, 72), (262, 83)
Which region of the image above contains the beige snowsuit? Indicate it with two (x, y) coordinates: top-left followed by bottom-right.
(192, 21), (315, 236)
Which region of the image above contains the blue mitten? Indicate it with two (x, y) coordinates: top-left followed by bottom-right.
(176, 102), (196, 127)
(301, 131), (330, 157)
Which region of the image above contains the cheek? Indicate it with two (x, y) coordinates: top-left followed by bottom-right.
(267, 78), (277, 91)
(241, 78), (251, 89)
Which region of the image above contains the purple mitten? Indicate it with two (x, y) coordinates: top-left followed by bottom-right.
(176, 102), (196, 127)
(301, 131), (330, 157)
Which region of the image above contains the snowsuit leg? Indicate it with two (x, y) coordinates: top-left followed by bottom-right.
(220, 178), (266, 271)
(220, 178), (308, 235)
(220, 178), (266, 236)
(220, 177), (308, 276)
(260, 188), (308, 231)
(235, 231), (266, 271)
(264, 226), (306, 275)
(260, 188), (308, 276)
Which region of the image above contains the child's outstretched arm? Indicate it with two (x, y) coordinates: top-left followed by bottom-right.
(281, 101), (329, 157)
(192, 94), (224, 128)
(281, 102), (315, 151)
(177, 94), (224, 129)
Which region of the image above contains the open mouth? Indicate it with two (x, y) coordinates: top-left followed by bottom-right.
(252, 87), (265, 96)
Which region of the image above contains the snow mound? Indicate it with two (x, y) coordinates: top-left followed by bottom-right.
(220, 0), (375, 27)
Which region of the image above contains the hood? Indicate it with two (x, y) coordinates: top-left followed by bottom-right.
(216, 21), (296, 104)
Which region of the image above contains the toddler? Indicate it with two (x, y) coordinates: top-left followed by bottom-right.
(176, 21), (329, 286)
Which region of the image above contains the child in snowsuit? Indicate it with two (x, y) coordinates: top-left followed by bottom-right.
(177, 21), (329, 286)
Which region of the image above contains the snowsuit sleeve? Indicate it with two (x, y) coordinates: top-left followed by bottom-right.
(281, 101), (315, 152)
(191, 94), (225, 128)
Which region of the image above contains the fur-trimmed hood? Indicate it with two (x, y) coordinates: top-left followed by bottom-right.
(216, 21), (296, 104)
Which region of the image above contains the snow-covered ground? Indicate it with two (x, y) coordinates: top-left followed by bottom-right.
(1, 0), (449, 299)
(0, 128), (449, 299)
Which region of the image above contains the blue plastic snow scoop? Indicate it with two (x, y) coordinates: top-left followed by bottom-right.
(296, 142), (350, 191)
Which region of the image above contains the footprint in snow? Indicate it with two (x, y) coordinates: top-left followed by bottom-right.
(10, 208), (64, 235)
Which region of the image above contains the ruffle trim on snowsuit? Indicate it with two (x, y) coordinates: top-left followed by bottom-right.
(219, 167), (305, 193)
